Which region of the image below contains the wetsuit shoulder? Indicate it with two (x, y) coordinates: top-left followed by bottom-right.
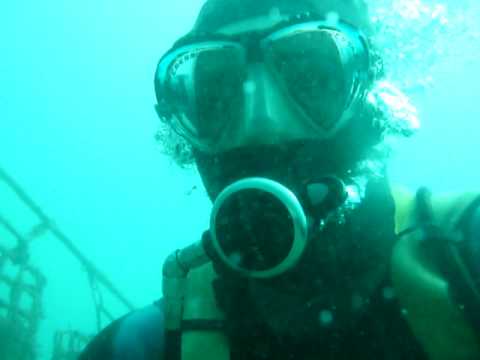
(80, 300), (165, 360)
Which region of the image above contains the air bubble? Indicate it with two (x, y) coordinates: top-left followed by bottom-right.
(318, 309), (334, 326)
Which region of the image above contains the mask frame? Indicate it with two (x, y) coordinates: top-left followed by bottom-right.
(155, 18), (371, 151)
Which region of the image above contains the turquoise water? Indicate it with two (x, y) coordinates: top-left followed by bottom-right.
(0, 0), (479, 358)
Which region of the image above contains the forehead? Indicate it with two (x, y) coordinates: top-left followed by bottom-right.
(216, 13), (290, 36)
(206, 2), (371, 36)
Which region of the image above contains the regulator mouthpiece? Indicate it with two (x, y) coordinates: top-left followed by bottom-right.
(209, 178), (308, 279)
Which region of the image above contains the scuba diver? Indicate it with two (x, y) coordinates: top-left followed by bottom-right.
(80, 0), (480, 359)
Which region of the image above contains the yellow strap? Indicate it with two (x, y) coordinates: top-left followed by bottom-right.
(182, 263), (230, 360)
(391, 186), (480, 360)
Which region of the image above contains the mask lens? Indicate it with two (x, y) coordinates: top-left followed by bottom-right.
(265, 28), (352, 132)
(162, 43), (246, 145)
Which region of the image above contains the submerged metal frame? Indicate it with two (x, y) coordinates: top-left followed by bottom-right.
(0, 166), (135, 358)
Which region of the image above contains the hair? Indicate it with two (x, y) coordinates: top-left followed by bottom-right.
(193, 0), (371, 33)
(155, 0), (418, 167)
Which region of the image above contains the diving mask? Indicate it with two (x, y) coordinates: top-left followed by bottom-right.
(155, 19), (371, 151)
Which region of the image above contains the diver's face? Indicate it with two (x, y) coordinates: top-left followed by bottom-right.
(179, 8), (395, 340)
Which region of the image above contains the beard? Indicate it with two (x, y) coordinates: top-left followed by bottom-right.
(197, 139), (396, 340)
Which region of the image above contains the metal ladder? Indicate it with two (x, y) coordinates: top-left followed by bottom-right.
(0, 166), (135, 359)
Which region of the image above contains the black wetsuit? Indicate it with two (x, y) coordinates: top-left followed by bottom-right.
(80, 206), (480, 360)
(79, 291), (428, 360)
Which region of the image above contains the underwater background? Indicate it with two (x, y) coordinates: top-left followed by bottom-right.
(0, 0), (479, 358)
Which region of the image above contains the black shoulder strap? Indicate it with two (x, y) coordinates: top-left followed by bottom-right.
(165, 330), (182, 360)
(396, 187), (434, 239)
(447, 196), (480, 332)
(165, 320), (227, 360)
(412, 188), (480, 333)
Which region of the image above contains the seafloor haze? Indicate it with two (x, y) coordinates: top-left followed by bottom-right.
(0, 0), (479, 358)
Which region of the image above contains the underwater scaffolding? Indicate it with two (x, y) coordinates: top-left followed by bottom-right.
(0, 167), (134, 359)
